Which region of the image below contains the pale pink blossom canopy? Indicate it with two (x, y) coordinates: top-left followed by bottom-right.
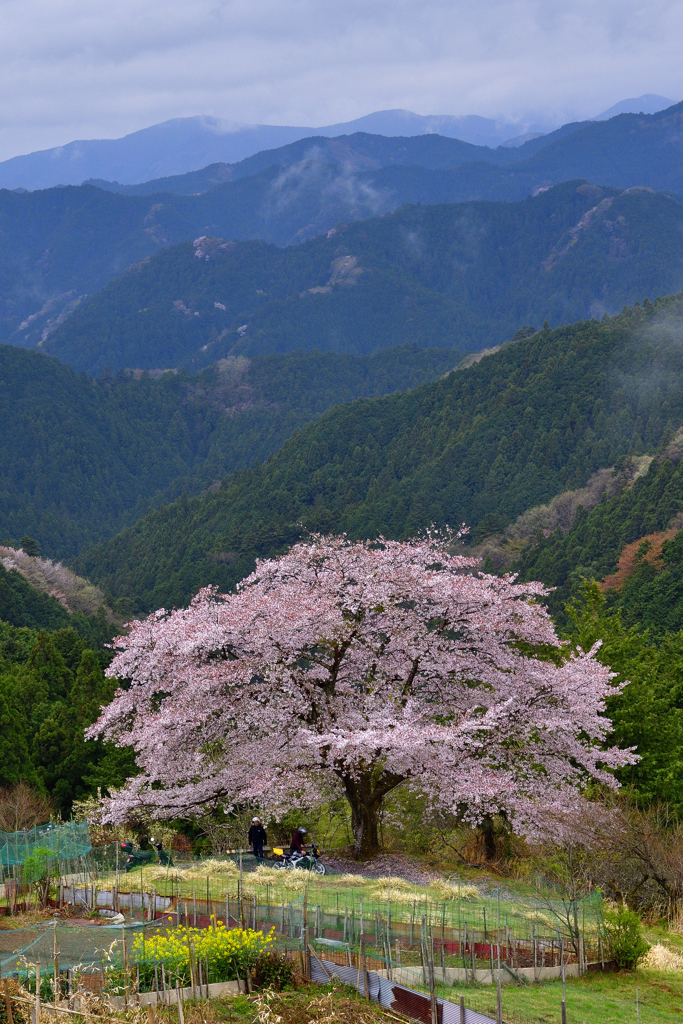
(90, 534), (635, 833)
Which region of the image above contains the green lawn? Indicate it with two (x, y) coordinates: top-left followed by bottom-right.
(413, 967), (683, 1023)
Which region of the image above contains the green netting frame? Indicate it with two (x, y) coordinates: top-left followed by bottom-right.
(0, 821), (91, 868)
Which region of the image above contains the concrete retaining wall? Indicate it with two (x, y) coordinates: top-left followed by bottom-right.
(109, 979), (244, 1008)
(375, 963), (580, 986)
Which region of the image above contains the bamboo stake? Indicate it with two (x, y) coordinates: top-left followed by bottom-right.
(122, 924), (129, 1008)
(360, 935), (370, 1002)
(560, 934), (566, 1024)
(3, 979), (14, 1024)
(496, 895), (503, 1024)
(53, 921), (59, 1007)
(175, 977), (184, 1024)
(427, 947), (438, 1024)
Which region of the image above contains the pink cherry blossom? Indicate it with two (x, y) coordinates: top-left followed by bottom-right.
(89, 533), (636, 857)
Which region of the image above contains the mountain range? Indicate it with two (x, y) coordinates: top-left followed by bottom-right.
(5, 102), (683, 351)
(39, 182), (683, 375)
(0, 96), (674, 192)
(0, 110), (552, 191)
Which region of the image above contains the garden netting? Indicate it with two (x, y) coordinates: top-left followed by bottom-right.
(0, 822), (91, 870)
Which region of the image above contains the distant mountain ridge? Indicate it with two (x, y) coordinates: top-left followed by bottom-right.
(592, 94), (675, 120)
(84, 121), (589, 198)
(0, 109), (552, 191)
(5, 104), (683, 348)
(40, 182), (683, 376)
(0, 96), (675, 192)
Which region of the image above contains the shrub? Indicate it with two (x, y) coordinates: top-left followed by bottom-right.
(22, 846), (57, 909)
(252, 951), (295, 991)
(604, 907), (650, 970)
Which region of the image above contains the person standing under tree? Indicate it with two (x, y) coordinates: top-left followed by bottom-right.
(248, 817), (267, 859)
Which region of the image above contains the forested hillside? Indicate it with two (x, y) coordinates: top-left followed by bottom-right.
(0, 615), (135, 812)
(514, 436), (683, 633)
(75, 294), (683, 611)
(0, 343), (455, 560)
(5, 103), (683, 351)
(44, 183), (683, 374)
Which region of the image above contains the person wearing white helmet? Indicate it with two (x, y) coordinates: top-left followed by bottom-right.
(248, 817), (267, 859)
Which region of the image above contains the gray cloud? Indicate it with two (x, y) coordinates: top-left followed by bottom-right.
(0, 0), (681, 160)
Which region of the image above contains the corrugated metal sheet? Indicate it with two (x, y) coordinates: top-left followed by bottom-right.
(311, 955), (501, 1024)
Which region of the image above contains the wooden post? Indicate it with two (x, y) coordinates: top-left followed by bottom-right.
(53, 921), (59, 1006)
(187, 936), (196, 1000)
(459, 995), (465, 1024)
(462, 923), (468, 980)
(122, 923), (129, 1008)
(360, 935), (370, 1002)
(3, 979), (14, 1024)
(561, 936), (567, 1024)
(420, 940), (428, 988)
(35, 964), (41, 1024)
(176, 976), (184, 1024)
(427, 948), (438, 1024)
(147, 1005), (153, 1024)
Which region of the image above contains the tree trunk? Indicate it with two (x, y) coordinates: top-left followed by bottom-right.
(339, 768), (404, 860)
(349, 795), (381, 860)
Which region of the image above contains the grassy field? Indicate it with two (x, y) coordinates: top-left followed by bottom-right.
(93, 857), (602, 952)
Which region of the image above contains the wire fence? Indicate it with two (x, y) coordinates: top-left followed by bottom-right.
(0, 896), (677, 1024)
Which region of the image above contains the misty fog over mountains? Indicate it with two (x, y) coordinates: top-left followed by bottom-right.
(0, 95), (674, 191)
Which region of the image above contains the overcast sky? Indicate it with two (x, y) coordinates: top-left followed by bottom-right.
(0, 0), (680, 160)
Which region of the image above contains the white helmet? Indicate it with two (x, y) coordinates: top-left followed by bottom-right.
(252, 817), (260, 823)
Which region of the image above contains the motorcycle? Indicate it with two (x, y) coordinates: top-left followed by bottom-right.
(270, 842), (326, 875)
(120, 839), (173, 872)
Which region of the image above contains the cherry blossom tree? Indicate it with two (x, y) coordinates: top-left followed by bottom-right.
(90, 534), (635, 858)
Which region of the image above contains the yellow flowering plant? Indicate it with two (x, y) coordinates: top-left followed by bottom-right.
(113, 919), (276, 992)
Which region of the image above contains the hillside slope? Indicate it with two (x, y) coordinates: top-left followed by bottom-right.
(0, 344), (455, 560)
(5, 104), (683, 347)
(43, 183), (683, 375)
(75, 294), (683, 612)
(515, 433), (683, 632)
